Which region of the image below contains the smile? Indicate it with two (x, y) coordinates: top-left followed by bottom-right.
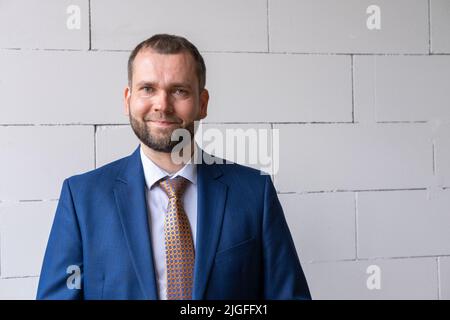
(148, 120), (180, 128)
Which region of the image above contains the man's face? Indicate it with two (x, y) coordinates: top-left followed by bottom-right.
(124, 49), (208, 153)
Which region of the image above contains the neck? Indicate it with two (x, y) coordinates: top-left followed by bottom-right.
(141, 141), (196, 174)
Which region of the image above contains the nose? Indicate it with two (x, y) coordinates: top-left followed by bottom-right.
(153, 90), (173, 113)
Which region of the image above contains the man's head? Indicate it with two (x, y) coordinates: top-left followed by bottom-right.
(125, 34), (209, 153)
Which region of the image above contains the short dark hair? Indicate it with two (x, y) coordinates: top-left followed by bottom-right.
(127, 34), (206, 91)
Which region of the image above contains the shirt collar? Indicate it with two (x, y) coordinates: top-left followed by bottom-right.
(139, 144), (197, 190)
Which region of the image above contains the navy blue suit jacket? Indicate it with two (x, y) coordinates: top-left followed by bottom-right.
(36, 146), (310, 300)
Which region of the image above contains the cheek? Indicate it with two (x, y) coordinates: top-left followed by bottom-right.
(130, 98), (151, 116)
(176, 100), (200, 120)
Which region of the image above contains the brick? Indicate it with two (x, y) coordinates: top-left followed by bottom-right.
(439, 257), (450, 299)
(0, 126), (94, 200)
(96, 125), (139, 168)
(91, 0), (267, 52)
(0, 201), (57, 277)
(430, 0), (450, 53)
(269, 0), (429, 53)
(279, 192), (356, 262)
(273, 123), (432, 192)
(0, 50), (129, 124)
(204, 53), (351, 122)
(358, 190), (450, 258)
(434, 123), (450, 188)
(0, 277), (39, 300)
(303, 258), (438, 299)
(354, 55), (450, 122)
(0, 0), (89, 50)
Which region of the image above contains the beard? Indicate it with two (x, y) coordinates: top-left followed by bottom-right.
(129, 113), (195, 153)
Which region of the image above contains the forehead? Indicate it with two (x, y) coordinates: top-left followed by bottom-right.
(132, 49), (197, 84)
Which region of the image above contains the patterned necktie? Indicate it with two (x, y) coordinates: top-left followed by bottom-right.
(159, 176), (194, 300)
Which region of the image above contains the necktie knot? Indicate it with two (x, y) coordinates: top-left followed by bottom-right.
(159, 176), (189, 199)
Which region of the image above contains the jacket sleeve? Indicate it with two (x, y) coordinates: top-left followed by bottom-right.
(262, 174), (311, 300)
(36, 178), (84, 300)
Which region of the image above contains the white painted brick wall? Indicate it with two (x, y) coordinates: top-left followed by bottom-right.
(279, 192), (356, 262)
(0, 0), (89, 50)
(430, 0), (450, 53)
(204, 53), (352, 123)
(0, 202), (56, 278)
(273, 123), (433, 192)
(0, 0), (448, 300)
(0, 126), (94, 200)
(0, 277), (39, 300)
(440, 257), (450, 299)
(0, 51), (128, 124)
(435, 124), (450, 187)
(354, 55), (450, 122)
(303, 258), (438, 299)
(357, 190), (450, 258)
(95, 125), (138, 168)
(269, 0), (429, 54)
(91, 0), (268, 52)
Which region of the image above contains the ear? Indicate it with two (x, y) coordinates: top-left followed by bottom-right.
(124, 86), (131, 116)
(198, 89), (209, 120)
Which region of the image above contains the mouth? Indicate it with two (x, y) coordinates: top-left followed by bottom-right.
(148, 120), (181, 128)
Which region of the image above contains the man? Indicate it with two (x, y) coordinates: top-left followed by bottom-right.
(36, 34), (311, 300)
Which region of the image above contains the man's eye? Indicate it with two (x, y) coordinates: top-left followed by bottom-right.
(174, 88), (188, 96)
(142, 86), (153, 93)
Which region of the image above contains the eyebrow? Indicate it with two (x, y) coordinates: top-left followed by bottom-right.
(135, 81), (193, 90)
(135, 81), (156, 87)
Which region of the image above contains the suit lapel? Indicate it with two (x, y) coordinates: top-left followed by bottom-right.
(112, 146), (228, 300)
(193, 154), (228, 300)
(113, 146), (158, 299)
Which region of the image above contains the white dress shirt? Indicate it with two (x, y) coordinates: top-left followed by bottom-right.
(139, 146), (197, 300)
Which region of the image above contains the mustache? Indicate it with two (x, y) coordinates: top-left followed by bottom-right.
(144, 114), (181, 123)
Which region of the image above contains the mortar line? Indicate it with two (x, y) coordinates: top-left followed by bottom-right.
(203, 121), (355, 124)
(1, 276), (40, 280)
(277, 188), (426, 194)
(88, 0), (92, 50)
(309, 254), (450, 264)
(270, 122), (275, 185)
(94, 124), (97, 168)
(0, 123), (129, 127)
(2, 47), (449, 56)
(376, 121), (428, 124)
(354, 192), (359, 259)
(351, 55), (355, 123)
(432, 139), (436, 176)
(0, 222), (2, 278)
(373, 55), (378, 123)
(437, 256), (441, 300)
(266, 0), (270, 53)
(428, 0), (432, 54)
(0, 199), (59, 204)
